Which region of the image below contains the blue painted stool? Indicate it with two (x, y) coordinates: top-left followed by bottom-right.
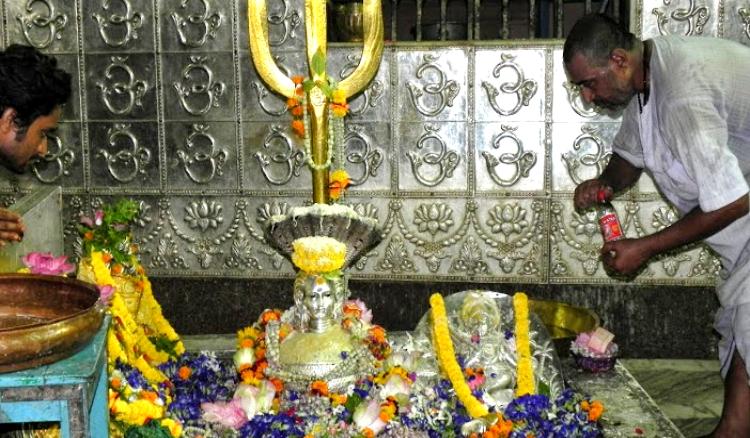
(0, 316), (109, 437)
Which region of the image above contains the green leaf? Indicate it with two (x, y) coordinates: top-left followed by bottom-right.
(344, 392), (363, 420)
(311, 48), (326, 76)
(124, 421), (172, 438)
(318, 80), (333, 98)
(149, 335), (180, 357)
(538, 380), (551, 396)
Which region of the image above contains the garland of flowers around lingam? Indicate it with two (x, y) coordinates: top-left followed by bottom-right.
(286, 49), (352, 201)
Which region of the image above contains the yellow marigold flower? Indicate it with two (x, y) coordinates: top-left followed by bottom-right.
(291, 236), (346, 274)
(161, 418), (183, 437)
(332, 88), (347, 105)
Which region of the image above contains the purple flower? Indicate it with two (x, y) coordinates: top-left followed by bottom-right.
(21, 252), (75, 276)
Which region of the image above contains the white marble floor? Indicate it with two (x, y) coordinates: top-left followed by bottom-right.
(622, 359), (724, 438)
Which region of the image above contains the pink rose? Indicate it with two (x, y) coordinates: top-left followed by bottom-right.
(201, 399), (248, 429)
(21, 252), (75, 276)
(345, 299), (373, 324)
(80, 210), (104, 228)
(97, 285), (114, 304)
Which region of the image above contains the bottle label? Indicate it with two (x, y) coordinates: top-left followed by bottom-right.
(599, 213), (623, 242)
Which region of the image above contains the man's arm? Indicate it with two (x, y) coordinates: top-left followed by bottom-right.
(602, 194), (750, 274)
(573, 153), (643, 211)
(0, 208), (24, 246)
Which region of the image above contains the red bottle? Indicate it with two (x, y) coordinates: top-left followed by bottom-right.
(596, 189), (623, 242)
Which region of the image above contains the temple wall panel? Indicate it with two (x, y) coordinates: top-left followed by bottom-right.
(3, 0), (732, 284)
(0, 0), (746, 353)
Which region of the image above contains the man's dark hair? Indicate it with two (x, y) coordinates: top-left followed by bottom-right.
(563, 13), (636, 67)
(0, 44), (71, 131)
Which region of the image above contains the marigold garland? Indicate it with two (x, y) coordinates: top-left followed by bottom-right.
(429, 293), (489, 419)
(513, 292), (534, 396)
(291, 236), (346, 274)
(82, 249), (185, 435)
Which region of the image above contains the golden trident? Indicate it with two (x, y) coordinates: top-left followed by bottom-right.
(248, 0), (384, 204)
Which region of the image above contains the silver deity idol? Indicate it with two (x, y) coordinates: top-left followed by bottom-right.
(263, 204), (383, 392)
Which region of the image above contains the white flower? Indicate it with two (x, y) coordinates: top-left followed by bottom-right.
(233, 347), (255, 372)
(379, 373), (412, 399)
(353, 398), (387, 435)
(234, 380), (276, 419)
(385, 350), (417, 370)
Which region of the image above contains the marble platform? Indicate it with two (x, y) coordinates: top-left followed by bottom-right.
(622, 359), (723, 438)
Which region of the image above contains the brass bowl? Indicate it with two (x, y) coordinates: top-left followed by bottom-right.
(0, 274), (105, 373)
(529, 299), (599, 355)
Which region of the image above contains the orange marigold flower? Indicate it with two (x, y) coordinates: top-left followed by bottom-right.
(330, 102), (348, 117)
(111, 263), (124, 275)
(368, 325), (386, 343)
(588, 400), (604, 422)
(291, 105), (304, 117)
(141, 390), (158, 402)
(295, 85), (305, 97)
(310, 380), (329, 396)
(292, 75), (305, 85)
(343, 302), (362, 318)
(178, 366), (192, 380)
(270, 377), (284, 392)
(111, 377), (122, 389)
(261, 309), (281, 324)
(255, 346), (266, 360)
(291, 119), (305, 137)
(286, 97), (299, 109)
(255, 359), (268, 374)
(83, 231), (94, 240)
(240, 338), (254, 348)
(363, 428), (375, 438)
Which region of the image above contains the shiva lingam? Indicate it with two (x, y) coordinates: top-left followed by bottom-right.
(262, 204), (383, 391)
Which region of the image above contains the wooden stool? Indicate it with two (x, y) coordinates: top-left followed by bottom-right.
(0, 316), (109, 437)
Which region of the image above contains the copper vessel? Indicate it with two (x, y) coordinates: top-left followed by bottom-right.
(0, 274), (105, 373)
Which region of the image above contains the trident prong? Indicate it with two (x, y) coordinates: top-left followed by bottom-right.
(248, 0), (384, 204)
